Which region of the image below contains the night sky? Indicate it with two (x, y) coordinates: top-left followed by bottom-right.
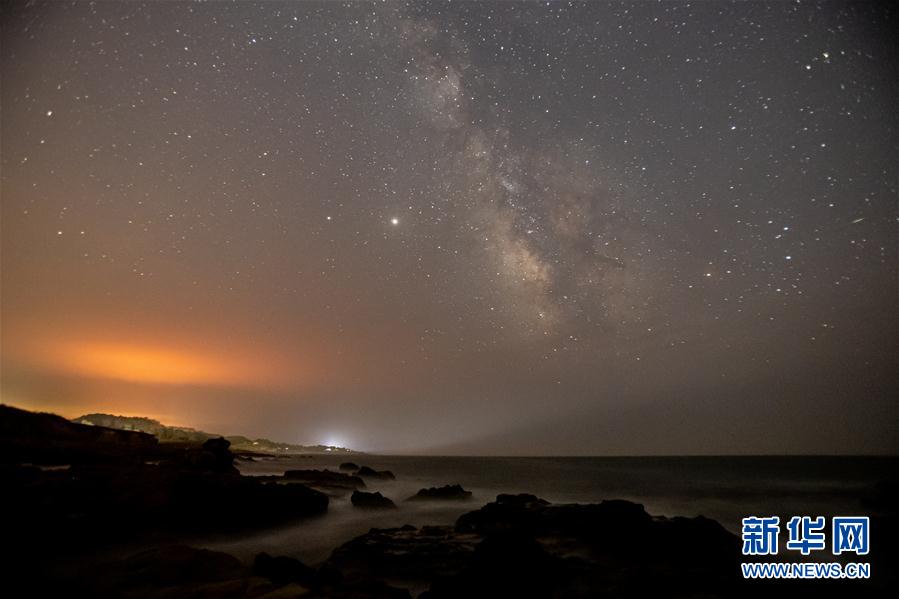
(2, 1), (896, 454)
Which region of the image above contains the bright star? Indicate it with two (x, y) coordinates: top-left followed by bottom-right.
(390, 217), (399, 226)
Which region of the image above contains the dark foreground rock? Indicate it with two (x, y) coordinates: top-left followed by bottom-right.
(351, 490), (397, 509)
(3, 451), (329, 543)
(0, 403), (159, 465)
(407, 484), (472, 501)
(340, 461), (360, 471)
(86, 545), (249, 597)
(327, 524), (479, 590)
(45, 545), (411, 599)
(252, 552), (410, 597)
(253, 551), (317, 586)
(327, 493), (744, 598)
(357, 465), (396, 480)
(259, 468), (365, 495)
(0, 405), (329, 555)
(433, 494), (742, 598)
(172, 436), (241, 474)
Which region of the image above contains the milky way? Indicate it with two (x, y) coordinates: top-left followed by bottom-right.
(1, 1), (896, 454)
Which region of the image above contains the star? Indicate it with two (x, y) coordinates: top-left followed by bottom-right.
(0, 0), (893, 456)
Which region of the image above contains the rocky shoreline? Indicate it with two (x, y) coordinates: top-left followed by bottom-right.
(10, 493), (746, 598)
(1, 404), (890, 598)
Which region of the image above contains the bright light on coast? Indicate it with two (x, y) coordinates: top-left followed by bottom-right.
(323, 436), (346, 448)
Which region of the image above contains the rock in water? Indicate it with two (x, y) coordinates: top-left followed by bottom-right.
(407, 484), (472, 501)
(280, 468), (365, 490)
(351, 490), (397, 509)
(326, 494), (743, 598)
(339, 461), (360, 471)
(356, 465), (396, 480)
(162, 436), (239, 474)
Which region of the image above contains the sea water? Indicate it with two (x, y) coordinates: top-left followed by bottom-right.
(199, 454), (896, 565)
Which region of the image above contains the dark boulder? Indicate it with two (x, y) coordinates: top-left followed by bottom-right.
(357, 466), (396, 480)
(455, 494), (656, 546)
(407, 484), (472, 501)
(3, 449), (329, 549)
(157, 436), (239, 474)
(280, 468), (365, 490)
(426, 532), (561, 598)
(351, 490), (396, 509)
(454, 493), (552, 535)
(47, 545), (411, 599)
(113, 545), (243, 586)
(340, 462), (360, 471)
(79, 545), (249, 597)
(177, 436), (239, 474)
(325, 494), (743, 598)
(323, 580), (412, 599)
(253, 551), (317, 586)
(326, 525), (477, 586)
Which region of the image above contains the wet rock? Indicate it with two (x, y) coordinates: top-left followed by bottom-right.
(425, 532), (561, 598)
(174, 436), (239, 474)
(117, 545), (243, 586)
(357, 465), (396, 480)
(281, 468), (365, 489)
(326, 525), (478, 586)
(454, 493), (552, 535)
(321, 579), (412, 599)
(85, 545), (249, 597)
(327, 494), (744, 598)
(253, 552), (316, 586)
(68, 545), (414, 599)
(407, 484), (472, 501)
(339, 462), (360, 471)
(351, 490), (396, 509)
(253, 468), (366, 495)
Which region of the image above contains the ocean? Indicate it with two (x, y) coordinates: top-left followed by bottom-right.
(199, 454), (896, 565)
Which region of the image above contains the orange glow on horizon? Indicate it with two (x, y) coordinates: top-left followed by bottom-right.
(60, 343), (236, 385)
(41, 341), (301, 389)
